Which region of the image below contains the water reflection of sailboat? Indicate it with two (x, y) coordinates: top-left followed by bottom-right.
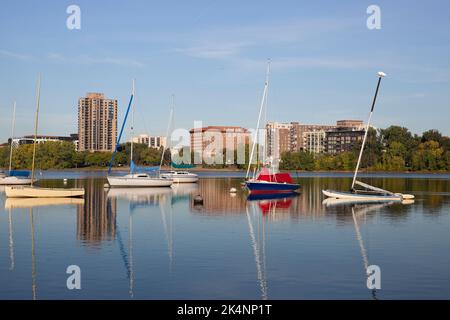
(247, 192), (298, 215)
(107, 186), (174, 297)
(107, 187), (172, 209)
(246, 203), (268, 300)
(171, 183), (198, 205)
(5, 197), (84, 209)
(324, 198), (413, 299)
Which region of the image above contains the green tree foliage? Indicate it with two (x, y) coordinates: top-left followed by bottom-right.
(1, 127), (449, 172)
(412, 140), (445, 171)
(280, 152), (315, 170)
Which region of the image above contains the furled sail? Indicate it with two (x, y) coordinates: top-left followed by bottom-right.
(354, 180), (393, 195)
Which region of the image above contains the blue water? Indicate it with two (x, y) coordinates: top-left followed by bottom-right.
(0, 172), (449, 299)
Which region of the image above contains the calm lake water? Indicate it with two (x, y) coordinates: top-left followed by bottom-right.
(1, 172), (449, 300)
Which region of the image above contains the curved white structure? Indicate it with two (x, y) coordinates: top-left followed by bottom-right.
(107, 173), (173, 187)
(160, 171), (198, 183)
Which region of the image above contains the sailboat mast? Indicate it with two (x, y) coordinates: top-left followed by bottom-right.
(31, 76), (41, 186)
(130, 80), (135, 173)
(8, 101), (16, 173)
(246, 59), (270, 179)
(159, 95), (174, 173)
(351, 72), (385, 190)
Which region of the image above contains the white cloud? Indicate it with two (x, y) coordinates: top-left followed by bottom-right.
(0, 49), (33, 61)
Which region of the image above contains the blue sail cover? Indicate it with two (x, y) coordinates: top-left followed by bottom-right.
(130, 161), (159, 173)
(8, 170), (31, 177)
(171, 161), (195, 169)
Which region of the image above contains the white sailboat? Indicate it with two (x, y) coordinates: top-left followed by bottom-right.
(160, 95), (199, 183)
(5, 76), (85, 198)
(107, 80), (173, 187)
(322, 72), (414, 202)
(0, 101), (33, 185)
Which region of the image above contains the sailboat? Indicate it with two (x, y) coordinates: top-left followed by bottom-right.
(0, 101), (33, 185)
(107, 80), (173, 187)
(160, 95), (199, 183)
(5, 76), (85, 198)
(322, 72), (414, 202)
(244, 60), (299, 193)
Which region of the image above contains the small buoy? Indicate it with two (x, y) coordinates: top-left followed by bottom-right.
(230, 187), (237, 193)
(63, 178), (68, 184)
(193, 194), (203, 205)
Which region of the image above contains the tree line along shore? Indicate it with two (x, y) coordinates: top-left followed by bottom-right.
(1, 126), (450, 172)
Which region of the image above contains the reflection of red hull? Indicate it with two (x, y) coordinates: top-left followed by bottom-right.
(258, 198), (293, 214)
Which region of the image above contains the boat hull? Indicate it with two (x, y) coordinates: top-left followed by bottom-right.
(5, 186), (85, 198)
(160, 174), (199, 183)
(107, 176), (173, 187)
(0, 176), (33, 185)
(322, 189), (403, 201)
(246, 181), (299, 192)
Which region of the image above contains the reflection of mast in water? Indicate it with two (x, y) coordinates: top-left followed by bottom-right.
(8, 209), (15, 270)
(160, 200), (174, 270)
(246, 203), (268, 300)
(129, 213), (134, 298)
(108, 187), (173, 297)
(351, 203), (392, 300)
(30, 208), (37, 300)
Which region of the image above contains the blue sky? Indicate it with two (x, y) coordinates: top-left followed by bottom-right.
(0, 0), (449, 142)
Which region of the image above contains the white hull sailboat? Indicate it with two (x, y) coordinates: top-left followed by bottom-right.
(159, 95), (198, 183)
(107, 80), (173, 188)
(5, 76), (85, 198)
(322, 72), (414, 202)
(0, 176), (33, 185)
(107, 174), (173, 187)
(160, 171), (199, 183)
(5, 185), (84, 198)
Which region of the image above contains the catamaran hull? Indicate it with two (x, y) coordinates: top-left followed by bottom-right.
(0, 176), (33, 185)
(322, 189), (403, 201)
(246, 181), (299, 193)
(107, 176), (173, 187)
(5, 186), (85, 198)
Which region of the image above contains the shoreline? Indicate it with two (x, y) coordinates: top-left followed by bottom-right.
(2, 166), (450, 175)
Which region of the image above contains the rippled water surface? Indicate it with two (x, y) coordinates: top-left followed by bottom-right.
(1, 172), (449, 299)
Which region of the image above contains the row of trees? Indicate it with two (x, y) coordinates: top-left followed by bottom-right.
(280, 126), (450, 171)
(1, 126), (449, 171)
(0, 141), (167, 170)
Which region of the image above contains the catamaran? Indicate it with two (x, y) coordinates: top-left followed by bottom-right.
(322, 72), (414, 202)
(0, 101), (33, 185)
(244, 60), (300, 193)
(159, 95), (199, 183)
(5, 76), (85, 198)
(107, 80), (173, 188)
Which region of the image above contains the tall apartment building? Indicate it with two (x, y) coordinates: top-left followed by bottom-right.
(266, 122), (292, 161)
(132, 134), (167, 149)
(266, 120), (364, 158)
(78, 93), (118, 152)
(189, 126), (250, 160)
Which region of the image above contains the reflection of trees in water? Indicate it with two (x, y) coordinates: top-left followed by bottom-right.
(76, 178), (116, 246)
